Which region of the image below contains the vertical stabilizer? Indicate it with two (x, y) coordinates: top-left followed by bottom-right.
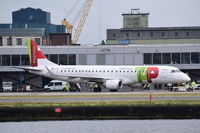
(26, 39), (58, 67)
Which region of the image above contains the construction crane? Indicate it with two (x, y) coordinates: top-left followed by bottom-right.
(62, 0), (93, 44)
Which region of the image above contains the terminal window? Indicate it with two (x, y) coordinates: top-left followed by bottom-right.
(162, 53), (171, 64)
(0, 36), (2, 46)
(153, 53), (161, 64)
(2, 55), (10, 66)
(172, 53), (180, 64)
(144, 53), (152, 64)
(16, 38), (22, 45)
(181, 53), (190, 64)
(191, 53), (200, 64)
(12, 55), (20, 66)
(21, 55), (30, 66)
(7, 37), (12, 46)
(35, 38), (41, 45)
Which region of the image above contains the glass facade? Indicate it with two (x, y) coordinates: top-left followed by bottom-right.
(144, 53), (152, 64)
(7, 37), (12, 46)
(0, 54), (77, 66)
(16, 38), (22, 45)
(35, 38), (41, 45)
(69, 54), (76, 65)
(144, 52), (200, 65)
(59, 54), (68, 65)
(2, 55), (10, 66)
(162, 53), (171, 64)
(50, 54), (58, 64)
(153, 53), (161, 64)
(191, 53), (200, 64)
(12, 55), (20, 66)
(172, 53), (180, 64)
(21, 55), (30, 66)
(0, 36), (2, 46)
(1, 52), (200, 66)
(0, 55), (1, 66)
(181, 53), (190, 64)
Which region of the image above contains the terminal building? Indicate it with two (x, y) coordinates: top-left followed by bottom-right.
(0, 8), (200, 91)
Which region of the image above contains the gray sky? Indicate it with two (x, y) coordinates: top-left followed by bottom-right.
(1, 0), (200, 44)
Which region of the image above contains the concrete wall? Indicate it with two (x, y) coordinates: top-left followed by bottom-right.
(0, 36), (42, 46)
(107, 27), (200, 44)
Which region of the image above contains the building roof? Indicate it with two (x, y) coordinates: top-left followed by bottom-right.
(0, 28), (45, 36)
(120, 26), (200, 31)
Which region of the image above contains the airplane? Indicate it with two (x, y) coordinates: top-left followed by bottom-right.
(15, 39), (191, 92)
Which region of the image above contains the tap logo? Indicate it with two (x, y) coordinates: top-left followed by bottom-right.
(31, 40), (38, 67)
(135, 67), (159, 83)
(31, 45), (37, 66)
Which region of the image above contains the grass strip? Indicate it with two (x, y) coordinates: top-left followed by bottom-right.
(0, 99), (200, 108)
(0, 92), (199, 99)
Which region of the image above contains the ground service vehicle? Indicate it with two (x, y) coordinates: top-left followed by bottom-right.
(44, 80), (67, 92)
(2, 82), (13, 92)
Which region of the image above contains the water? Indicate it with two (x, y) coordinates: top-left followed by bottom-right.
(0, 120), (200, 133)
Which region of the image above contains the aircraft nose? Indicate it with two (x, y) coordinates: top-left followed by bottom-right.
(183, 74), (191, 82)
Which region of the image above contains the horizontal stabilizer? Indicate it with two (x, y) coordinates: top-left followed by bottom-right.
(13, 66), (42, 71)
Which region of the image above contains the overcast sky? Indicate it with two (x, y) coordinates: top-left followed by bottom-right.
(1, 0), (200, 44)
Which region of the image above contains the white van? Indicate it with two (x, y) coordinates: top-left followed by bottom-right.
(3, 82), (13, 92)
(44, 80), (67, 91)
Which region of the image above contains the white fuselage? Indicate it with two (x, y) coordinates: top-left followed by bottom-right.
(31, 65), (191, 86)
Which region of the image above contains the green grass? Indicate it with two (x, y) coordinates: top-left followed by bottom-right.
(0, 92), (199, 99)
(0, 99), (200, 108)
(0, 92), (199, 108)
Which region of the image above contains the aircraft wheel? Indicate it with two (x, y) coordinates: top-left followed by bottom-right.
(94, 87), (101, 92)
(109, 89), (117, 92)
(45, 88), (51, 92)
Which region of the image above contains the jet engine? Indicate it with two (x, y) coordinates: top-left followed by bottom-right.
(104, 79), (123, 91)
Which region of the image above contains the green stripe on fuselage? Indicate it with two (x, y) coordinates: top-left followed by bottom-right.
(135, 67), (148, 83)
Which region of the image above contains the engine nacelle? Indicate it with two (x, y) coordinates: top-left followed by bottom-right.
(104, 79), (123, 90)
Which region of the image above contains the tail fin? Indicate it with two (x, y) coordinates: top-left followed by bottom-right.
(26, 39), (58, 67)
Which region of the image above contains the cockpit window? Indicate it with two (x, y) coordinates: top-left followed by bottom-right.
(171, 69), (181, 73)
(171, 70), (176, 73)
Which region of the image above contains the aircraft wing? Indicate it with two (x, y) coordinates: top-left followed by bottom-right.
(13, 66), (42, 71)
